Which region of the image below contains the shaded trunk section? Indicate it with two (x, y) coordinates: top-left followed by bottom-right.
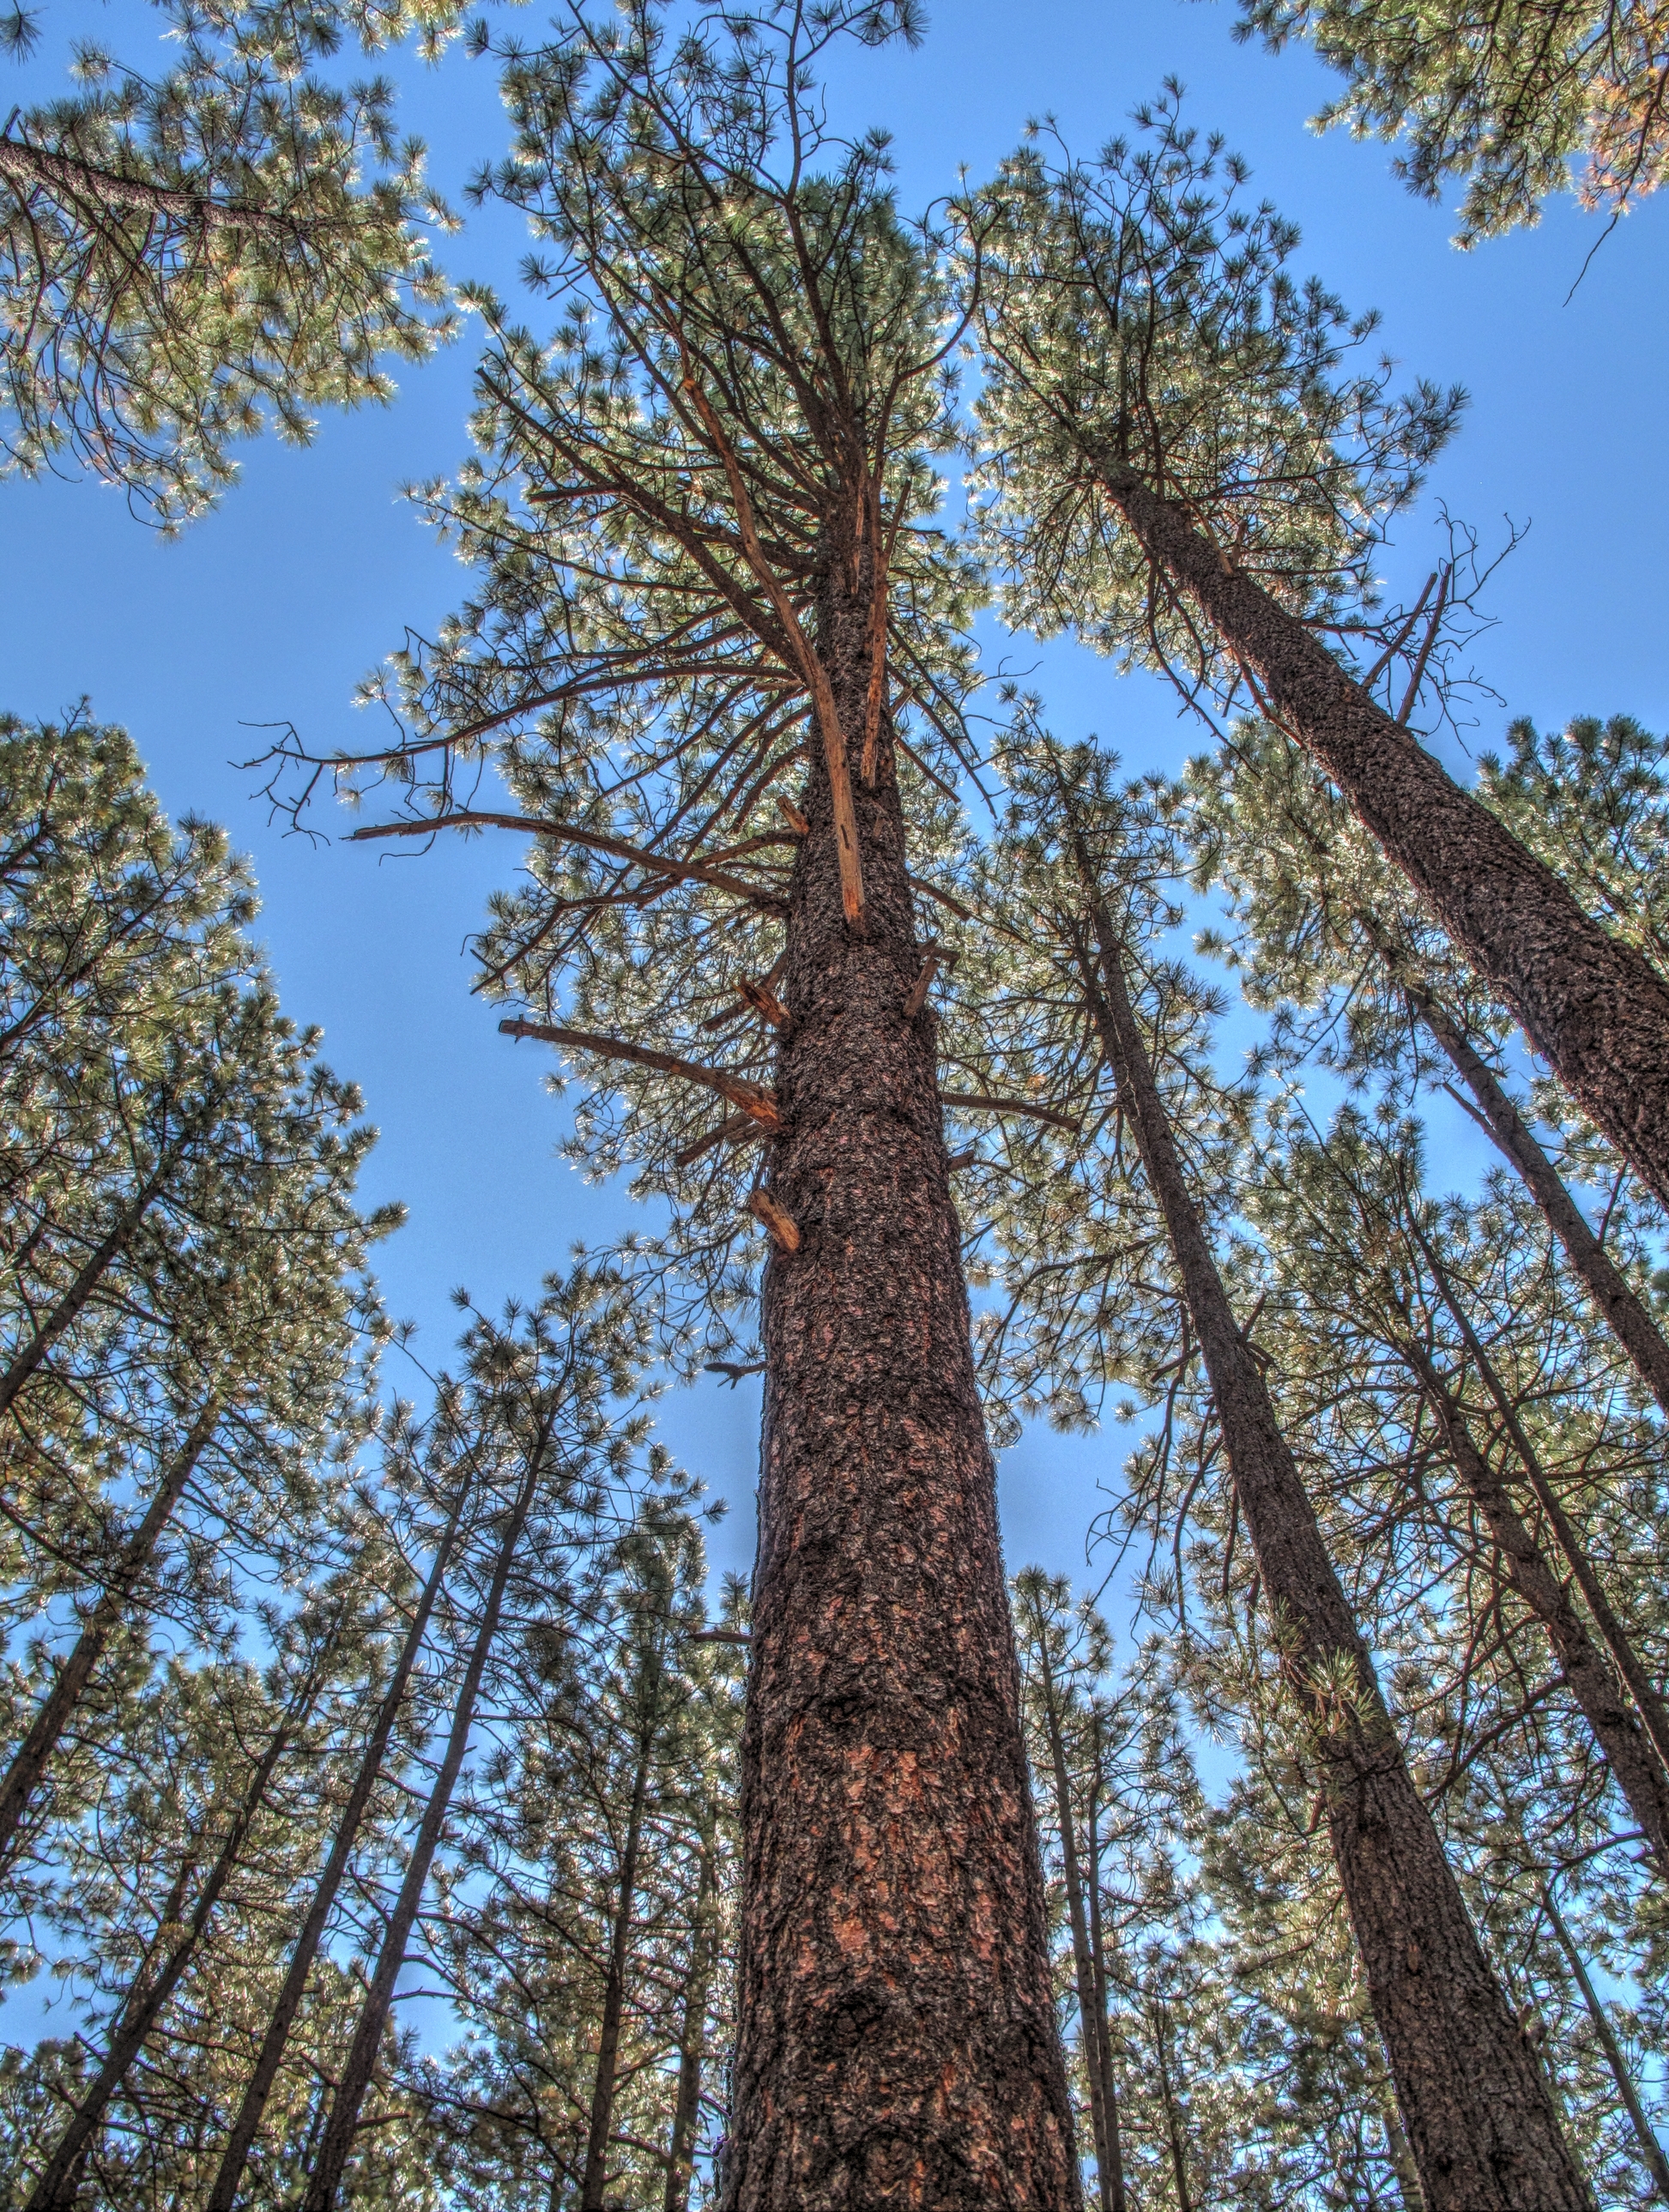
(1408, 1219), (1669, 1780)
(1539, 1881), (1669, 2206)
(1031, 1630), (1116, 2210)
(1099, 461), (1669, 1211)
(301, 1452), (541, 2211)
(205, 1473), (471, 2212)
(663, 1830), (719, 2212)
(578, 1701), (655, 2212)
(1403, 1342), (1669, 1875)
(1387, 952), (1669, 1418)
(1062, 828), (1592, 2212)
(0, 1388), (221, 1864)
(723, 561), (1079, 2207)
(1084, 1752), (1128, 2212)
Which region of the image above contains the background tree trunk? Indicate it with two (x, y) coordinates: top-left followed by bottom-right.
(1065, 841), (1593, 2212)
(1100, 461), (1669, 1212)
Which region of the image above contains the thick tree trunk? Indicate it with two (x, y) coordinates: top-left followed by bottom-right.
(722, 555), (1079, 2208)
(24, 1677), (311, 2210)
(0, 1389), (221, 1865)
(1408, 1222), (1669, 1778)
(302, 1451), (541, 2212)
(579, 1706), (655, 2212)
(205, 1473), (471, 2212)
(1403, 1342), (1669, 1873)
(1064, 847), (1592, 2211)
(1539, 1881), (1669, 2205)
(1031, 1636), (1115, 2209)
(1393, 961), (1669, 1418)
(1098, 461), (1669, 1212)
(663, 1832), (719, 2212)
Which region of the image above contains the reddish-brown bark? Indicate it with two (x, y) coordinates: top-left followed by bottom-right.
(1098, 461), (1669, 1213)
(722, 568), (1079, 2208)
(1065, 848), (1592, 2212)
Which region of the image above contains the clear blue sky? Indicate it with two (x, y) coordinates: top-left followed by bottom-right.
(3, 0), (1666, 1604)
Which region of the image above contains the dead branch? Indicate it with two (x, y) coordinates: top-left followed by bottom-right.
(499, 1020), (783, 1127)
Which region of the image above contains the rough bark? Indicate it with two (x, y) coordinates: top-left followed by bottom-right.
(578, 1699), (655, 2212)
(1409, 1223), (1669, 1780)
(722, 553), (1079, 2207)
(24, 1680), (311, 2210)
(663, 1833), (719, 2212)
(1031, 1634), (1116, 2209)
(1393, 961), (1669, 1418)
(0, 1388), (221, 1865)
(302, 1452), (541, 2212)
(1539, 1881), (1669, 2206)
(1098, 459), (1669, 1212)
(1404, 1343), (1669, 1875)
(205, 1472), (471, 2212)
(1065, 851), (1593, 2212)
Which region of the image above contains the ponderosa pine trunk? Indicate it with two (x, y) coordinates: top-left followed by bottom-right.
(1407, 1219), (1669, 1779)
(1084, 1752), (1129, 2212)
(722, 553), (1078, 2208)
(578, 1701), (655, 2212)
(24, 1667), (316, 2210)
(301, 1447), (542, 2212)
(1031, 1630), (1116, 2209)
(0, 1388), (221, 1864)
(664, 1831), (718, 2212)
(205, 1471), (471, 2212)
(1400, 1340), (1669, 1874)
(1388, 955), (1669, 1417)
(1063, 846), (1593, 2211)
(1539, 1881), (1669, 2205)
(1095, 460), (1669, 1212)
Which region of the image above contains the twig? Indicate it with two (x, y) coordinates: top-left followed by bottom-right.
(350, 812), (787, 914)
(939, 1091), (1080, 1133)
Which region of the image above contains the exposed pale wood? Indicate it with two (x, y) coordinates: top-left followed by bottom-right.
(739, 977), (791, 1030)
(904, 951), (940, 1019)
(776, 795), (810, 837)
(500, 1020), (782, 1127)
(747, 1191), (801, 1252)
(682, 373), (866, 928)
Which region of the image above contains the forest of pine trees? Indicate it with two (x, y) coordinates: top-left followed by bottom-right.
(2, 0), (1668, 2203)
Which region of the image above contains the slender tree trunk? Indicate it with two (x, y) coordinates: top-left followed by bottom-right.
(1084, 1755), (1128, 2212)
(301, 1448), (542, 2212)
(1403, 1342), (1669, 1872)
(1148, 1998), (1194, 2212)
(1062, 836), (1593, 2211)
(663, 1829), (718, 2212)
(579, 1705), (655, 2212)
(205, 1472), (471, 2212)
(1539, 1881), (1669, 2205)
(24, 1677), (312, 2210)
(1387, 955), (1669, 1417)
(1096, 461), (1669, 1211)
(0, 1153), (172, 1421)
(0, 1389), (221, 1865)
(723, 541), (1079, 2207)
(1031, 1639), (1115, 2209)
(1407, 1217), (1669, 1775)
